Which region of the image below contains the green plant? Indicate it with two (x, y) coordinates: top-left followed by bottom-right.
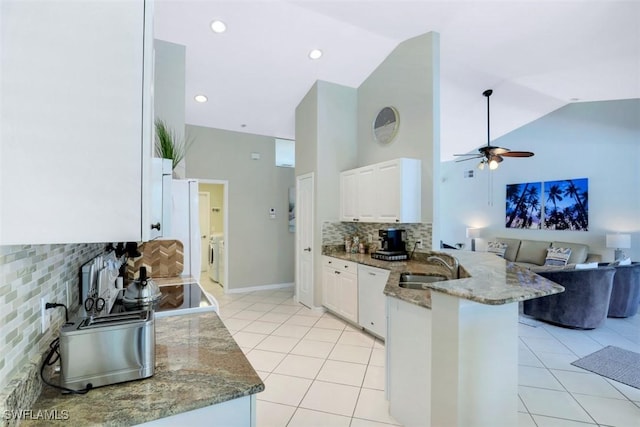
(154, 119), (192, 170)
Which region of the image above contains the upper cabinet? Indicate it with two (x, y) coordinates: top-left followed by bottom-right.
(0, 0), (156, 244)
(340, 158), (421, 223)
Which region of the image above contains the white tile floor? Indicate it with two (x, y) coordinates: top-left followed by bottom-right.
(202, 276), (640, 427)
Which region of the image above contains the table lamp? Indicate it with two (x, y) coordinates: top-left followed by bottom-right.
(606, 234), (631, 261)
(466, 228), (481, 252)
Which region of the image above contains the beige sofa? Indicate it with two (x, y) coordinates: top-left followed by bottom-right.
(492, 238), (601, 269)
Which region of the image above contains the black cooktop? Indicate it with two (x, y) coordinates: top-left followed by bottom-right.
(110, 283), (212, 314)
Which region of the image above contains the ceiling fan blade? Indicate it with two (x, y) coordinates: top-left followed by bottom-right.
(501, 151), (535, 158)
(479, 145), (509, 156)
(454, 153), (482, 157)
(455, 155), (483, 162)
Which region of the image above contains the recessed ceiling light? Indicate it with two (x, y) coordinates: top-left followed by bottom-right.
(308, 49), (323, 60)
(210, 20), (227, 33)
(194, 95), (208, 103)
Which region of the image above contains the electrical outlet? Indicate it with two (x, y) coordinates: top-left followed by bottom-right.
(416, 240), (424, 249)
(41, 298), (51, 333)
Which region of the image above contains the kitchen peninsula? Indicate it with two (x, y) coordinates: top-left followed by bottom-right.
(22, 312), (264, 426)
(325, 249), (564, 427)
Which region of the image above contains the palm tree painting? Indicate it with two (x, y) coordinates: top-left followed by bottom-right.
(543, 178), (589, 231)
(505, 181), (542, 229)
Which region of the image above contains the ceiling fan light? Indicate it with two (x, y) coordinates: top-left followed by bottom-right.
(477, 160), (485, 170)
(489, 159), (499, 170)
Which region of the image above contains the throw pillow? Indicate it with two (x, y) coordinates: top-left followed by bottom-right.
(544, 247), (572, 267)
(487, 241), (508, 258)
(575, 262), (598, 269)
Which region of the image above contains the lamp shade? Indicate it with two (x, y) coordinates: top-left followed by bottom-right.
(466, 228), (481, 239)
(606, 234), (631, 249)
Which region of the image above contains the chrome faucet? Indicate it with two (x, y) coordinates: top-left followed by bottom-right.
(427, 255), (459, 279)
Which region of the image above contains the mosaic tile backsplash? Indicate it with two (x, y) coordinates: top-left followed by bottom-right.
(322, 221), (433, 253)
(0, 243), (105, 397)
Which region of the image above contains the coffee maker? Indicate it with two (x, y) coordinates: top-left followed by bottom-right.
(372, 228), (408, 261)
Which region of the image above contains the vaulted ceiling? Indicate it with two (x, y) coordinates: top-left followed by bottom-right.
(154, 0), (640, 160)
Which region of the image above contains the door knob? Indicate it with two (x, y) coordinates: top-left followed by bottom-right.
(303, 247), (311, 252)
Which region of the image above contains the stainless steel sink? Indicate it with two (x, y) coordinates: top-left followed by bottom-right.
(398, 272), (447, 289)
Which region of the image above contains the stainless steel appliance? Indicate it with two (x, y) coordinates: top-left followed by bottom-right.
(59, 310), (155, 390)
(371, 228), (409, 261)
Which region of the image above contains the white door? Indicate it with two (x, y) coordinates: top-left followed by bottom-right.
(296, 173), (314, 308)
(198, 192), (210, 272)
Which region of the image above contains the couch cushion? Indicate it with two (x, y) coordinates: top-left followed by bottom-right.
(544, 247), (572, 267)
(552, 241), (588, 264)
(487, 241), (508, 257)
(495, 238), (521, 262)
(516, 240), (551, 265)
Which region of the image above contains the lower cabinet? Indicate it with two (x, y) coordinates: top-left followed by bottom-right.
(322, 257), (358, 324)
(358, 264), (390, 339)
(135, 394), (256, 426)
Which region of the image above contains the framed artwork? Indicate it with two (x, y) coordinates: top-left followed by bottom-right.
(288, 186), (295, 232)
(505, 181), (542, 229)
(543, 178), (589, 231)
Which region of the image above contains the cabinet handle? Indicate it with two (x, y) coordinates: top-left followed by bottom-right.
(334, 271), (341, 275)
(369, 272), (376, 276)
(150, 222), (161, 231)
(303, 247), (311, 252)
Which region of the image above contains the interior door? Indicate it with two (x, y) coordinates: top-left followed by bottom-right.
(296, 173), (314, 308)
(198, 192), (210, 273)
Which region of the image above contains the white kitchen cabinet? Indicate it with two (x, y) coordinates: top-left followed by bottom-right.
(135, 394), (255, 427)
(0, 0), (155, 244)
(322, 256), (358, 323)
(339, 169), (359, 222)
(339, 158), (421, 223)
(358, 264), (390, 339)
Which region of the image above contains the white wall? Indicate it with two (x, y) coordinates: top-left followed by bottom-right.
(296, 81), (358, 306)
(154, 39), (186, 177)
(186, 126), (295, 290)
(439, 99), (640, 262)
(356, 32), (440, 234)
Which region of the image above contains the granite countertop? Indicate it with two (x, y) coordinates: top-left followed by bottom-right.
(23, 312), (264, 426)
(323, 249), (564, 308)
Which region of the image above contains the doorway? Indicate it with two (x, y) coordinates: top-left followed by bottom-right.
(198, 192), (210, 272)
(197, 180), (229, 293)
(296, 173), (314, 308)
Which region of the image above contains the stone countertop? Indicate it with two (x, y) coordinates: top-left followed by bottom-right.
(323, 250), (564, 308)
(23, 312), (264, 426)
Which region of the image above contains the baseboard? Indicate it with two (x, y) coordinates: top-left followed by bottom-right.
(225, 282), (294, 294)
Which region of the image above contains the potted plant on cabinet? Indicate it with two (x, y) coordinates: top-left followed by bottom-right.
(154, 118), (192, 177)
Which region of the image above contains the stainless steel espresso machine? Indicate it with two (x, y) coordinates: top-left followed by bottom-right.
(371, 228), (409, 261)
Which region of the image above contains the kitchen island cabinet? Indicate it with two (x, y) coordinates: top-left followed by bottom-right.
(322, 249), (564, 427)
(0, 0), (158, 244)
(23, 311), (264, 426)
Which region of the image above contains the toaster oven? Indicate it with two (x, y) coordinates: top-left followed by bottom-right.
(59, 310), (155, 390)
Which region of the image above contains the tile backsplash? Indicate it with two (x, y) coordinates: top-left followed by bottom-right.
(322, 221), (433, 252)
(0, 243), (104, 395)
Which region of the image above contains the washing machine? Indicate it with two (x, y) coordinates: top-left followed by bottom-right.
(208, 233), (224, 285)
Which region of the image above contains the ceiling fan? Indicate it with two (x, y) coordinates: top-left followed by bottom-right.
(455, 89), (534, 170)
